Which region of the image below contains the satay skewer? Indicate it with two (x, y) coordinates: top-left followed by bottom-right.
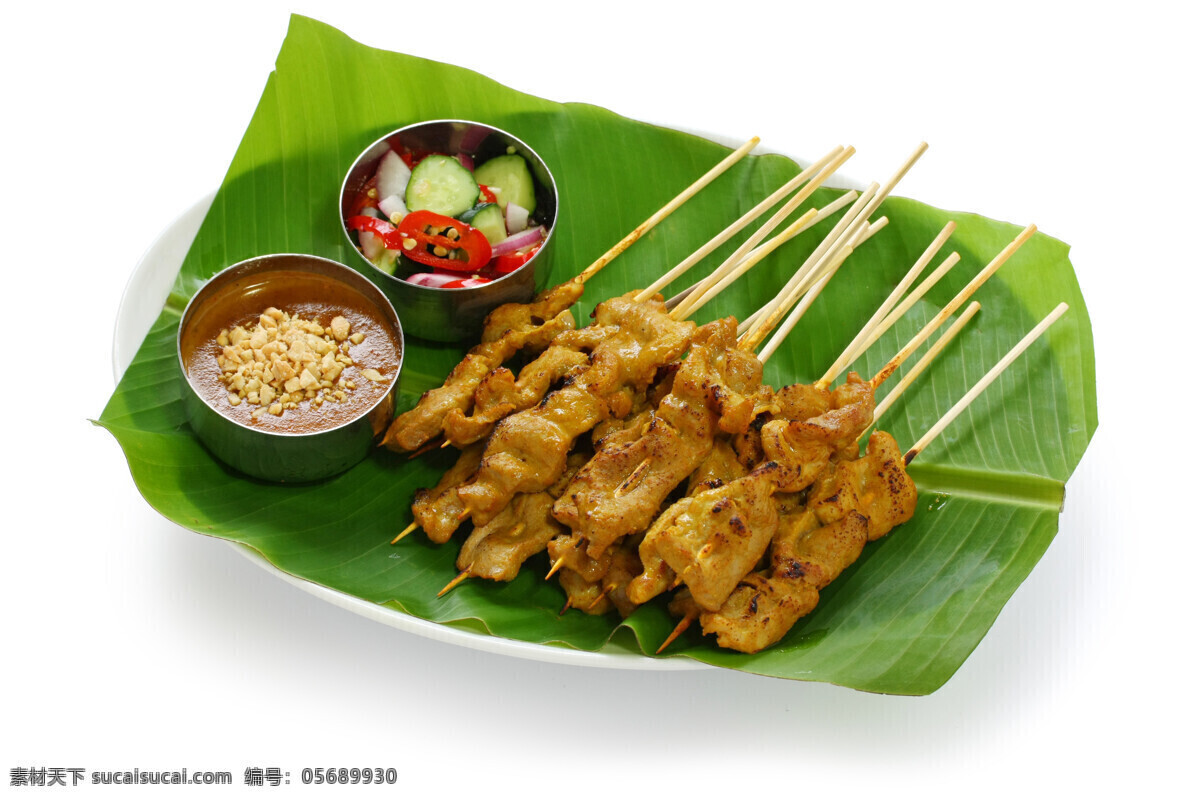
(752, 217), (885, 362)
(668, 148), (858, 319)
(905, 302), (1069, 465)
(737, 183), (881, 347)
(448, 217), (884, 597)
(576, 137), (761, 284)
(635, 145), (848, 302)
(655, 301), (1063, 654)
(823, 221), (957, 373)
(817, 223), (1037, 389)
(864, 301), (982, 436)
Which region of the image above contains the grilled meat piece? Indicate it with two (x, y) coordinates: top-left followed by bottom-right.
(699, 431), (917, 653)
(456, 293), (695, 526)
(629, 471), (779, 611)
(381, 280), (584, 452)
(759, 372), (876, 492)
(455, 491), (561, 582)
(410, 442), (486, 543)
(629, 374), (876, 611)
(443, 345), (591, 448)
(554, 318), (763, 560)
(556, 534), (644, 617)
(454, 452), (587, 583)
(808, 428), (918, 541)
(732, 382), (832, 469)
(687, 438), (749, 494)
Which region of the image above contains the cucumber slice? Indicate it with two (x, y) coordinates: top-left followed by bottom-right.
(474, 154), (536, 215)
(405, 155), (478, 218)
(371, 249), (401, 275)
(458, 203), (507, 245)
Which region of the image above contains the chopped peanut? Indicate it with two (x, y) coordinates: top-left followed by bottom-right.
(212, 307), (386, 421)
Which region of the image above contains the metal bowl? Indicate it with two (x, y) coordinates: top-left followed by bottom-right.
(339, 119), (558, 342)
(177, 253), (404, 483)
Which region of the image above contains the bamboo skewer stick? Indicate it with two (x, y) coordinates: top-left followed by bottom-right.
(849, 250), (962, 364)
(634, 145), (846, 302)
(545, 556), (567, 580)
(735, 188), (859, 336)
(670, 208), (819, 319)
(576, 137), (760, 284)
(753, 216), (887, 363)
(754, 140), (925, 337)
(868, 298), (979, 391)
(587, 590), (611, 611)
(668, 147), (857, 319)
(822, 221), (957, 382)
(669, 188), (859, 319)
(437, 566), (474, 598)
(904, 302), (1068, 465)
(867, 301), (982, 434)
(657, 613), (698, 654)
(737, 183), (880, 348)
(392, 521), (419, 544)
(663, 191), (854, 312)
(748, 142), (927, 349)
(817, 223), (1037, 390)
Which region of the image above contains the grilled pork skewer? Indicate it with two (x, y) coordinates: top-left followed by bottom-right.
(437, 209), (871, 592)
(393, 194), (849, 546)
(623, 220), (1034, 613)
(672, 303), (1069, 653)
(436, 189), (856, 450)
(551, 191), (887, 563)
(541, 147), (937, 608)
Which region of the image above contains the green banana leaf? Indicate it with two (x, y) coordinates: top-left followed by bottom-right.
(97, 15), (1096, 694)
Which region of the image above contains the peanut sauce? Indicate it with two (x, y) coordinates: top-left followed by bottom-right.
(181, 270), (401, 434)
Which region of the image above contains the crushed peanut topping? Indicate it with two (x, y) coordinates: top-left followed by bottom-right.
(215, 307), (385, 417)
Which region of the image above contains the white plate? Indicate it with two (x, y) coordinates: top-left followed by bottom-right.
(112, 194), (707, 671)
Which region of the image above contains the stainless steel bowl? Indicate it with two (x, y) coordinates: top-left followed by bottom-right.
(177, 253), (404, 483)
(340, 120), (558, 342)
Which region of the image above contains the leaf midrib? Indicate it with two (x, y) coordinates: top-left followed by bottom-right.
(908, 462), (1064, 510)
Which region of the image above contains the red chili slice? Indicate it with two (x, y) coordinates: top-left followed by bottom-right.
(441, 276), (492, 289)
(395, 210), (492, 272)
(492, 244), (541, 275)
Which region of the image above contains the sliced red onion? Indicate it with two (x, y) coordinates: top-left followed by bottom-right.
(491, 226), (546, 257)
(458, 126), (489, 153)
(375, 150), (411, 199)
(378, 193), (408, 222)
(359, 230), (385, 259)
(406, 272), (465, 288)
(456, 153), (475, 172)
(505, 202), (530, 234)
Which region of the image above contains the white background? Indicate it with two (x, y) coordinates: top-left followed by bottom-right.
(2, 1), (1196, 796)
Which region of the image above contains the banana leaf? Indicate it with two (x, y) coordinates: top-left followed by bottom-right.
(96, 15), (1096, 694)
